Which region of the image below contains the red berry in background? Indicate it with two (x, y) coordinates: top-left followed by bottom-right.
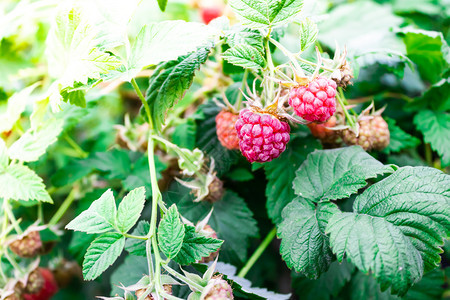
(9, 231), (42, 258)
(235, 109), (290, 163)
(200, 6), (222, 24)
(215, 110), (240, 150)
(24, 268), (58, 300)
(289, 77), (337, 122)
(307, 116), (339, 145)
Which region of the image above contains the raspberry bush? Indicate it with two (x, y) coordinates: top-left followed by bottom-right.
(0, 0), (449, 299)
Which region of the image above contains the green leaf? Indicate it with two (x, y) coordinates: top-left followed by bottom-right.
(165, 185), (258, 265)
(226, 168), (254, 182)
(0, 139), (8, 169)
(293, 147), (394, 202)
(172, 119), (197, 150)
(125, 221), (150, 256)
(278, 199), (339, 278)
(407, 78), (450, 112)
(399, 29), (450, 83)
(292, 260), (354, 300)
(83, 233), (125, 280)
(157, 0), (168, 11)
(0, 165), (51, 203)
(414, 110), (450, 167)
(126, 21), (215, 80)
(110, 255), (148, 296)
(228, 0), (304, 29)
(60, 79), (102, 108)
(172, 225), (223, 265)
(222, 44), (266, 69)
(264, 135), (319, 223)
(0, 83), (38, 133)
(66, 189), (117, 234)
(383, 118), (420, 154)
(8, 118), (64, 162)
(116, 187), (146, 233)
(69, 231), (98, 264)
(158, 205), (185, 259)
(225, 28), (264, 53)
(353, 166), (450, 272)
(299, 18), (318, 51)
(145, 47), (211, 130)
(326, 212), (423, 296)
(46, 5), (121, 87)
(341, 271), (397, 300)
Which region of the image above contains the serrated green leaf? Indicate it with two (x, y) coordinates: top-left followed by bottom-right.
(0, 165), (51, 203)
(293, 147), (394, 202)
(60, 78), (102, 108)
(265, 135), (319, 223)
(278, 199), (339, 278)
(414, 110), (450, 167)
(225, 27), (264, 52)
(83, 233), (125, 280)
(172, 225), (223, 265)
(125, 221), (150, 256)
(326, 212), (423, 296)
(116, 187), (146, 233)
(299, 18), (318, 51)
(383, 118), (420, 154)
(0, 83), (38, 133)
(145, 47), (211, 130)
(158, 205), (185, 258)
(229, 0), (304, 29)
(222, 44), (266, 69)
(165, 185), (258, 265)
(66, 189), (117, 234)
(354, 166), (450, 272)
(400, 29), (449, 83)
(46, 5), (121, 87)
(8, 118), (63, 162)
(126, 21), (215, 80)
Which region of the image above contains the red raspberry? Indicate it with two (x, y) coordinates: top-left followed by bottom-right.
(203, 276), (234, 300)
(215, 110), (240, 150)
(289, 77), (337, 122)
(9, 231), (42, 258)
(235, 109), (290, 163)
(24, 268), (58, 300)
(341, 116), (390, 151)
(200, 6), (222, 24)
(307, 116), (339, 145)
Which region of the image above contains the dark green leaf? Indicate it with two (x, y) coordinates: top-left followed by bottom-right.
(145, 47), (211, 130)
(158, 205), (185, 258)
(125, 221), (150, 256)
(383, 118), (420, 154)
(222, 44), (266, 69)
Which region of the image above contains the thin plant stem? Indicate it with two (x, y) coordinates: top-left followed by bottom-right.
(64, 134), (88, 159)
(238, 227), (277, 278)
(37, 202), (44, 224)
(123, 233), (148, 240)
(336, 93), (355, 128)
(425, 143), (433, 166)
(3, 199), (22, 235)
(264, 35), (275, 105)
(146, 238), (155, 279)
(131, 78), (152, 125)
(235, 69), (249, 111)
(5, 250), (24, 274)
(48, 189), (76, 226)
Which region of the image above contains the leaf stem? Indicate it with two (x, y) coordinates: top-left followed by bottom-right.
(237, 227), (277, 278)
(131, 78), (152, 126)
(48, 189), (76, 226)
(264, 36), (275, 106)
(123, 233), (148, 240)
(425, 143), (433, 166)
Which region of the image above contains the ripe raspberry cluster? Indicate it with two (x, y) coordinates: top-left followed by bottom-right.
(235, 109), (290, 163)
(289, 77), (337, 122)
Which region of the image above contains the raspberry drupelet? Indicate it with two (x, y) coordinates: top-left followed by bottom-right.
(235, 109), (290, 163)
(289, 77), (337, 122)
